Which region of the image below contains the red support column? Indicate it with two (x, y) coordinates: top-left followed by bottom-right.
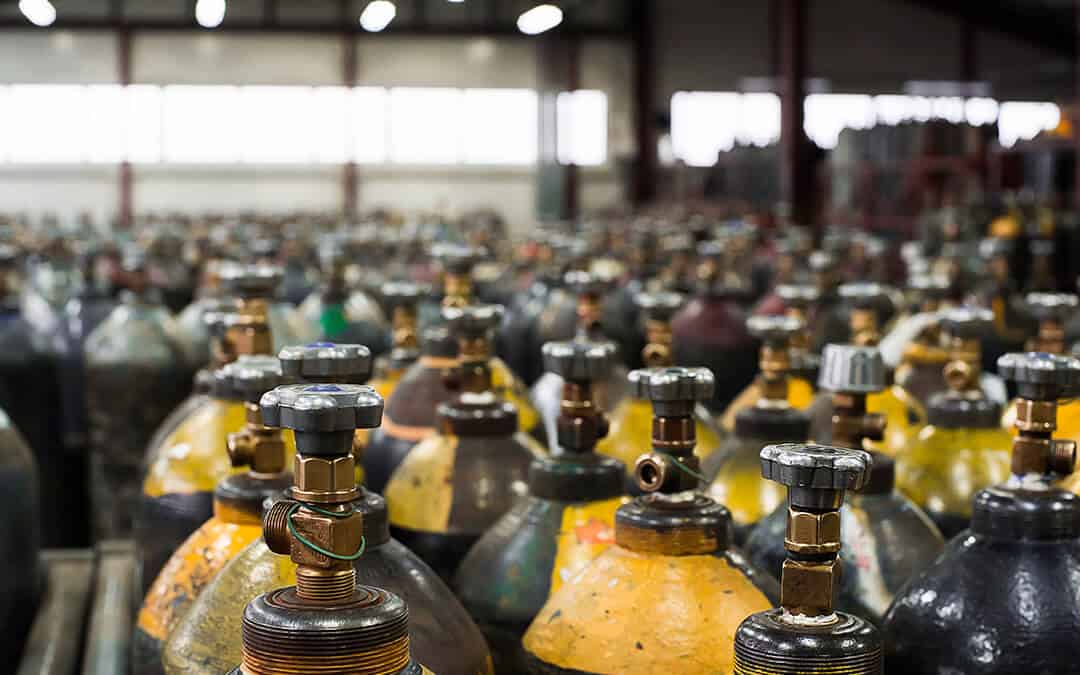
(779, 0), (812, 229)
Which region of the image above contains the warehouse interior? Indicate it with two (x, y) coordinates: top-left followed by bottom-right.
(4, 1), (1080, 674)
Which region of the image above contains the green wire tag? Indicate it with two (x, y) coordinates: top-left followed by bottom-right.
(286, 502), (367, 561)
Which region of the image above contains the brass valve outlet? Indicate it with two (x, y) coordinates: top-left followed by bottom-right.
(391, 305), (418, 352)
(291, 454), (359, 504)
(999, 352), (1080, 479)
(442, 273), (473, 308)
(832, 392), (885, 449)
(225, 299), (273, 357)
(1013, 399), (1057, 434)
(263, 499), (363, 602)
(556, 382), (609, 453)
(443, 304), (501, 396)
(226, 403), (287, 475)
(780, 558), (842, 619)
(785, 507), (841, 555)
(850, 308), (880, 347)
(642, 318), (673, 368)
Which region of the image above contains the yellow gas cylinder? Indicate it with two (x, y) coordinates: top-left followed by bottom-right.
(805, 282), (926, 456)
(721, 283), (820, 432)
(222, 382), (438, 674)
(132, 355), (293, 675)
(134, 263), (291, 596)
(597, 290), (721, 490)
(521, 366), (778, 674)
(428, 242), (541, 439)
(889, 273), (950, 410)
(706, 315), (810, 540)
(386, 305), (544, 580)
(898, 309), (1011, 538)
(367, 280), (424, 403)
(455, 339), (628, 673)
(1003, 294), (1080, 452)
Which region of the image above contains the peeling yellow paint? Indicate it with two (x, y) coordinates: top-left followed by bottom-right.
(549, 497), (626, 595)
(142, 399), (297, 497)
(386, 435), (458, 533)
(523, 545), (772, 674)
(137, 515), (263, 642)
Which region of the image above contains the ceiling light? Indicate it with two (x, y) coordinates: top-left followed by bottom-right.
(517, 4), (562, 35)
(360, 1), (396, 32)
(19, 0), (56, 27)
(195, 0), (226, 28)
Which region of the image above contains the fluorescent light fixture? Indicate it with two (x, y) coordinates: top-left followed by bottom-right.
(448, 0), (465, 3)
(19, 0), (56, 27)
(360, 1), (396, 32)
(517, 4), (563, 35)
(195, 0), (226, 28)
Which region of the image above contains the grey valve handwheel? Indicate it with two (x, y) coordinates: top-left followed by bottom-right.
(277, 342), (372, 383)
(442, 304), (504, 337)
(747, 315), (803, 343)
(817, 344), (886, 394)
(260, 383), (384, 432)
(628, 366), (714, 417)
(760, 442), (872, 491)
(997, 351), (1080, 400)
(218, 262), (283, 299)
(939, 307), (993, 339)
(211, 355), (288, 403)
(432, 242), (483, 273)
(542, 340), (616, 382)
(635, 291), (685, 321)
(1025, 293), (1078, 321)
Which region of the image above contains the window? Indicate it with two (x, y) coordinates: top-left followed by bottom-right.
(351, 87), (388, 164)
(388, 87), (463, 164)
(5, 85), (90, 163)
(804, 94), (875, 149)
(557, 89), (607, 166)
(999, 102), (1061, 148)
(671, 91), (740, 167)
(462, 88), (537, 165)
(161, 85), (244, 163)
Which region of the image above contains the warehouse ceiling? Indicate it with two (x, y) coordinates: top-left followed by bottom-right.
(904, 0), (1076, 57)
(0, 0), (632, 34)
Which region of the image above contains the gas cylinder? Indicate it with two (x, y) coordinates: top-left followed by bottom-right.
(721, 296), (816, 433)
(888, 274), (950, 409)
(806, 282), (925, 457)
(369, 281), (424, 402)
(133, 354), (295, 674)
(423, 242), (541, 442)
(1004, 294), (1080, 451)
(225, 382), (436, 674)
(884, 351), (1080, 674)
(746, 344), (943, 624)
(734, 443), (882, 675)
(361, 326), (458, 493)
(0, 404), (43, 666)
(706, 315), (810, 540)
(300, 232), (389, 353)
(897, 308), (1012, 537)
(804, 251), (850, 353)
(455, 339), (627, 672)
(597, 291), (722, 491)
(0, 245), (79, 547)
(531, 270), (629, 448)
(163, 348), (492, 675)
(386, 304), (544, 579)
(671, 240), (758, 413)
(773, 282), (821, 396)
(976, 237), (1028, 370)
(520, 366), (778, 674)
(85, 253), (193, 541)
(135, 263), (293, 595)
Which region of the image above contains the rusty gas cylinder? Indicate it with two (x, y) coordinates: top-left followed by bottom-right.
(734, 442), (882, 675)
(455, 339), (627, 672)
(897, 308), (1012, 538)
(386, 304), (544, 580)
(135, 263), (288, 597)
(163, 344), (492, 675)
(520, 366), (778, 675)
(884, 351), (1080, 674)
(133, 354), (294, 675)
(671, 240), (759, 413)
(227, 381), (434, 674)
(746, 344), (943, 624)
(707, 315), (811, 541)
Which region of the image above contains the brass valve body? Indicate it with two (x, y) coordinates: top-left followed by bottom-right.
(226, 403), (287, 475)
